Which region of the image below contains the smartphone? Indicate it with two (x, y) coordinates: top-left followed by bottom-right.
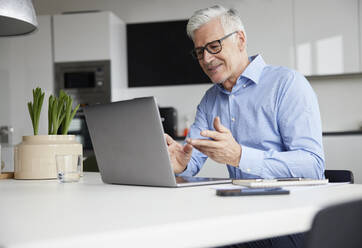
(216, 187), (290, 196)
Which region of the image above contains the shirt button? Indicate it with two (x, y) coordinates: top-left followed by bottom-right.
(242, 84), (247, 88)
(231, 117), (235, 122)
(231, 94), (235, 98)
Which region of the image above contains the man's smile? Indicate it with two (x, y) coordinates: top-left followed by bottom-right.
(206, 63), (222, 73)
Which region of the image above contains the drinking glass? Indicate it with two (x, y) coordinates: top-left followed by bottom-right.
(55, 154), (82, 183)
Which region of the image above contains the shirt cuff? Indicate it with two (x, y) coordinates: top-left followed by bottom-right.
(175, 164), (194, 177)
(238, 145), (265, 176)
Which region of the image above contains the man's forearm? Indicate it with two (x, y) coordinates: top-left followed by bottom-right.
(238, 146), (325, 179)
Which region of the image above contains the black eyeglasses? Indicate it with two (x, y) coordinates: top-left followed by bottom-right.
(190, 31), (238, 60)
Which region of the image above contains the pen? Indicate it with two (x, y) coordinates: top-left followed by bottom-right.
(276, 177), (303, 181)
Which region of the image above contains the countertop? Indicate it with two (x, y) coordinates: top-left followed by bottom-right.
(1, 173), (362, 248)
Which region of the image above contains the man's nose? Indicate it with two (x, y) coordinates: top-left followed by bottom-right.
(202, 49), (214, 63)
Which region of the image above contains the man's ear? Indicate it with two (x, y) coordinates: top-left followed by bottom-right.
(237, 30), (246, 51)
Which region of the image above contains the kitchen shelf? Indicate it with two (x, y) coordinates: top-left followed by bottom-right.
(322, 130), (362, 136)
(306, 72), (362, 81)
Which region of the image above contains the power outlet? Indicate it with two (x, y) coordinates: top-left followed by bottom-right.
(0, 126), (13, 145)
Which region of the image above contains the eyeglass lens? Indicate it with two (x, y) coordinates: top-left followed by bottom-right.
(191, 31), (238, 60)
(194, 41), (222, 60)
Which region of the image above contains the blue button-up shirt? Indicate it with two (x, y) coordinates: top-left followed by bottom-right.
(179, 55), (325, 179)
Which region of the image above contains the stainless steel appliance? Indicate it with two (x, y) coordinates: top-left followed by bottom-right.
(55, 60), (111, 106)
(55, 60), (112, 157)
(159, 107), (178, 139)
(66, 111), (93, 155)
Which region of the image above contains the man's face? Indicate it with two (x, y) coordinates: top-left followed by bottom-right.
(193, 18), (243, 84)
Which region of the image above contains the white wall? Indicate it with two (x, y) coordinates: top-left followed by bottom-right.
(0, 16), (53, 171)
(33, 0), (255, 23)
(31, 0), (362, 133)
(0, 16), (53, 143)
(31, 0), (296, 134)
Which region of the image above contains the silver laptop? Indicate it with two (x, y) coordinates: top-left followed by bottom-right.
(84, 96), (231, 187)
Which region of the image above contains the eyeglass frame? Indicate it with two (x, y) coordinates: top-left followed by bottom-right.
(190, 31), (238, 60)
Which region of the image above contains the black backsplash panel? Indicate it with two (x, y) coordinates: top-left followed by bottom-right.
(127, 20), (210, 87)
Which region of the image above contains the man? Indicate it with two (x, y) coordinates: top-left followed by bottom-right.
(164, 5), (324, 248)
(165, 5), (324, 181)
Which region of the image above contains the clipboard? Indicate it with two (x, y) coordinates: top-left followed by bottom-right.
(232, 178), (329, 188)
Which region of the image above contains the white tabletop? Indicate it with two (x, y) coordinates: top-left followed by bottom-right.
(1, 172), (362, 248)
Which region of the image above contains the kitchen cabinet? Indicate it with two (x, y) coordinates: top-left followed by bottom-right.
(294, 0), (359, 76)
(53, 11), (128, 101)
(235, 0), (295, 69)
(53, 12), (110, 62)
(53, 11), (126, 63)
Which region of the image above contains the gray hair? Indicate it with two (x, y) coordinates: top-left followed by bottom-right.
(186, 5), (247, 42)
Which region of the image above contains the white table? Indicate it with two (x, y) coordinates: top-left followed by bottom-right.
(1, 172), (362, 248)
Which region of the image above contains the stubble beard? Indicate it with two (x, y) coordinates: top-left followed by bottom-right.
(205, 61), (228, 85)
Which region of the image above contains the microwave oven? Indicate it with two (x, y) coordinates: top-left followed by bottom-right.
(55, 60), (112, 161)
(55, 60), (111, 106)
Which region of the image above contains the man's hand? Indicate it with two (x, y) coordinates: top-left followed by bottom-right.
(164, 134), (193, 174)
(186, 117), (242, 167)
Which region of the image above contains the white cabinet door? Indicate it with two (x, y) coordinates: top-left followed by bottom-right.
(294, 0), (359, 75)
(53, 12), (112, 62)
(323, 135), (362, 184)
(234, 0), (295, 69)
(360, 0), (362, 72)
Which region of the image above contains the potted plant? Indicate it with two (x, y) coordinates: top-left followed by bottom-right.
(14, 88), (82, 179)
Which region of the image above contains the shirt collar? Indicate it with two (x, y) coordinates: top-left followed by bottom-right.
(240, 54), (266, 85)
(216, 54), (267, 94)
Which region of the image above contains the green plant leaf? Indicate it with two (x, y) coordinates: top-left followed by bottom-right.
(48, 95), (54, 134)
(46, 90), (79, 135)
(28, 87), (44, 135)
